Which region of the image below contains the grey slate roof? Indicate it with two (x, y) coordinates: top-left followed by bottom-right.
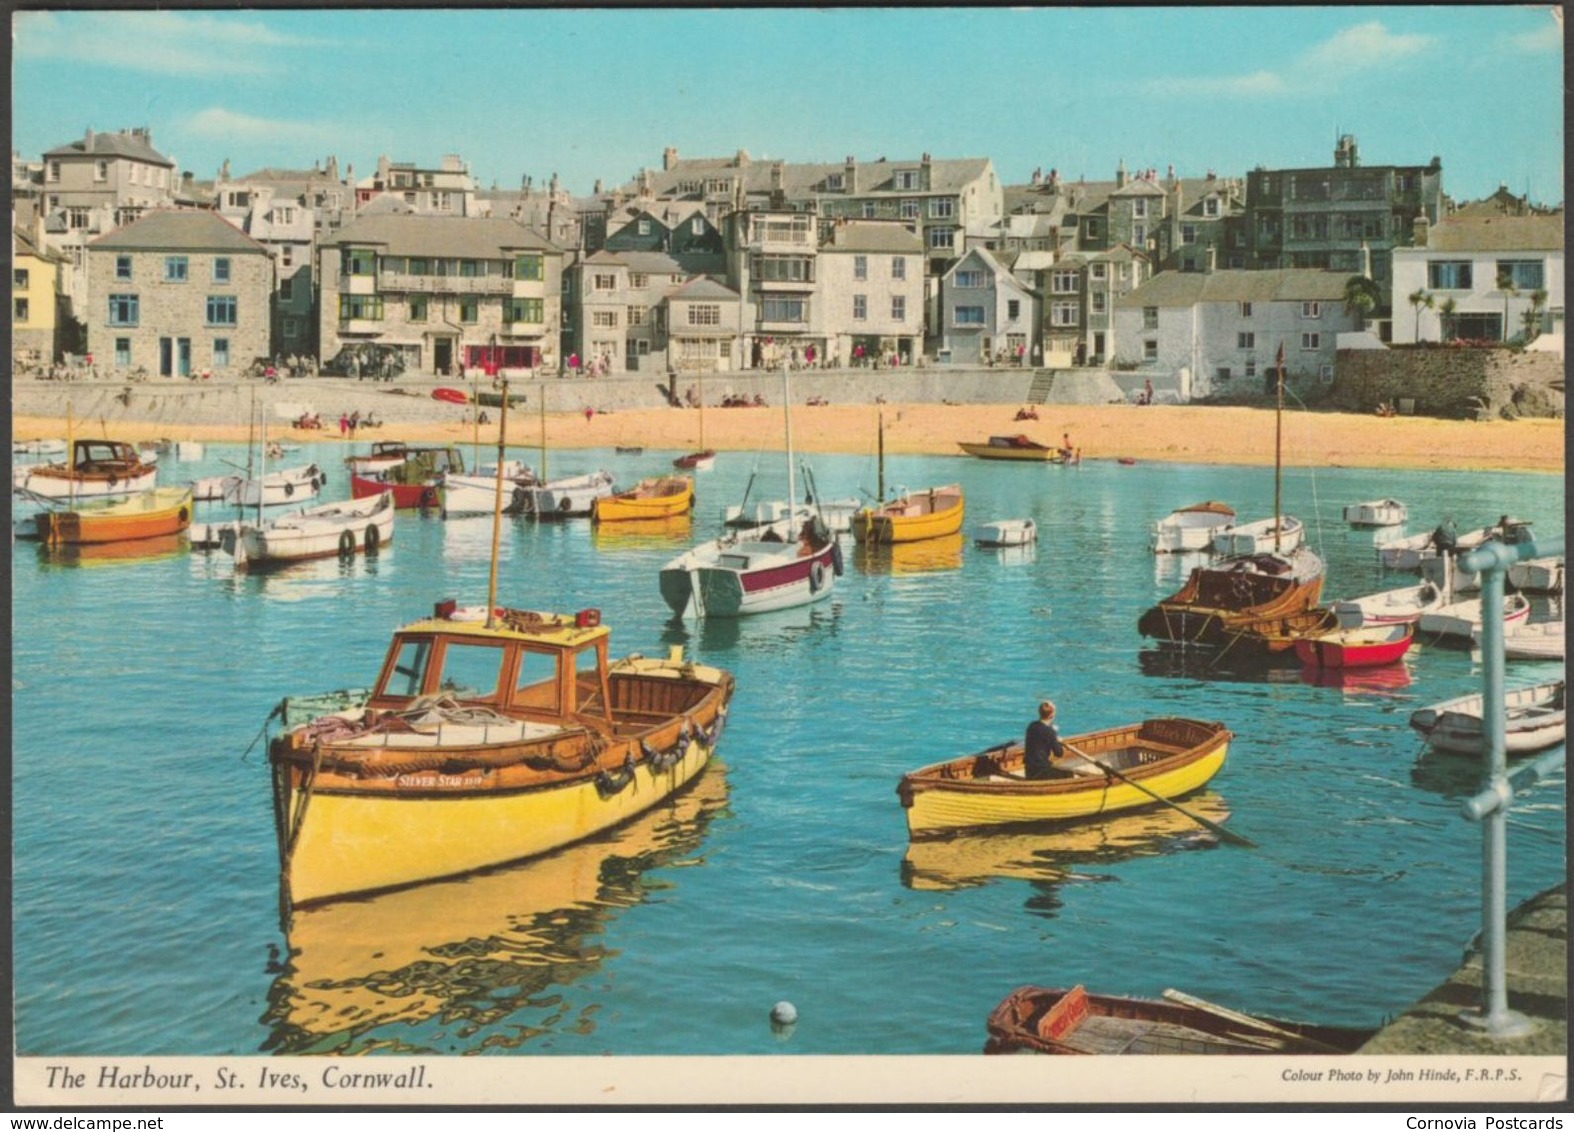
(1118, 268), (1354, 307)
(89, 209), (269, 254)
(1424, 214), (1565, 253)
(45, 129), (174, 167)
(632, 153), (992, 201)
(328, 214), (559, 255)
(667, 276), (739, 301)
(823, 220), (924, 253)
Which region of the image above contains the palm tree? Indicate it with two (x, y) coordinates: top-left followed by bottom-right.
(1437, 297), (1458, 343)
(1407, 288), (1434, 344)
(1497, 270), (1520, 342)
(1520, 288), (1548, 341)
(1343, 275), (1381, 330)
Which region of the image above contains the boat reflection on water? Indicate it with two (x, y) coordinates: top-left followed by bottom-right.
(663, 597), (842, 654)
(38, 531), (188, 568)
(1409, 747), (1494, 800)
(975, 541), (1037, 568)
(261, 762), (731, 1054)
(590, 514), (693, 551)
(1299, 660), (1413, 695)
(901, 793), (1232, 893)
(1151, 549), (1213, 588)
(1136, 646), (1303, 685)
(854, 530), (965, 575)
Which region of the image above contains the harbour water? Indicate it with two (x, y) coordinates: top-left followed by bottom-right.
(11, 440), (1565, 1057)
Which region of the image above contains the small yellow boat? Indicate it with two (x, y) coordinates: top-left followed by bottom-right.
(33, 485), (193, 546)
(851, 483), (965, 545)
(268, 601), (734, 909)
(592, 475), (694, 523)
(897, 717), (1232, 838)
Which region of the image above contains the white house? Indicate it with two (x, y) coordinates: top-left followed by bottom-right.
(938, 247), (1039, 365)
(1391, 213), (1564, 350)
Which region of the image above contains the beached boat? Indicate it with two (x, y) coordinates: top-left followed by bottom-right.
(1476, 619), (1565, 662)
(1331, 581), (1446, 629)
(592, 475), (694, 523)
(852, 483), (965, 545)
(1408, 679), (1565, 755)
(1210, 514), (1305, 556)
(1149, 501), (1236, 554)
(523, 470), (618, 519)
(432, 386), (470, 405)
(229, 491), (395, 569)
(660, 364), (843, 619)
(1417, 593), (1532, 645)
(957, 435), (1064, 462)
(18, 438), (157, 500)
(31, 485), (193, 546)
(345, 441), (417, 477)
(896, 717), (1232, 838)
(1139, 351), (1325, 649)
(223, 463), (328, 508)
(1294, 621), (1415, 670)
(974, 519), (1037, 547)
(1343, 498), (1408, 528)
(267, 601), (736, 907)
(350, 445), (464, 509)
(441, 460), (537, 518)
(983, 985), (1374, 1056)
(1508, 556), (1564, 595)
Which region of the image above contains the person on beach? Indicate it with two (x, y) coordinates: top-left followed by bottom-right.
(339, 413), (350, 437)
(1023, 700), (1066, 780)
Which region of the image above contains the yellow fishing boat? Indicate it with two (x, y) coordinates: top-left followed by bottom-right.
(33, 486), (193, 546)
(268, 601), (734, 910)
(897, 717), (1232, 838)
(851, 483), (965, 545)
(957, 435), (1064, 462)
(591, 475), (694, 523)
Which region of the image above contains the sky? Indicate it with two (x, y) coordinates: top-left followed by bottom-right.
(11, 6), (1566, 205)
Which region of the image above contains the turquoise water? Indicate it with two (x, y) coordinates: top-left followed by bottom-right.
(11, 441), (1565, 1057)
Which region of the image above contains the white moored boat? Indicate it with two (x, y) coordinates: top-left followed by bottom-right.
(1149, 501), (1236, 554)
(1332, 581), (1446, 629)
(1380, 518), (1530, 572)
(1508, 557), (1564, 595)
(441, 460), (537, 518)
(974, 519), (1037, 548)
(224, 463), (328, 508)
(1344, 498), (1408, 528)
(1417, 593), (1532, 645)
(524, 469), (618, 519)
(1409, 679), (1565, 755)
(1475, 619), (1566, 662)
(229, 491), (396, 570)
(1210, 514), (1304, 556)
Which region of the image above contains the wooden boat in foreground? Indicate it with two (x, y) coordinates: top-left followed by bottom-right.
(852, 483), (965, 545)
(33, 486), (193, 546)
(1294, 621), (1415, 670)
(1149, 501), (1236, 553)
(957, 435), (1064, 462)
(592, 475), (694, 523)
(1408, 678), (1565, 755)
(896, 717), (1232, 838)
(268, 601), (736, 908)
(984, 985), (1374, 1055)
(1138, 547), (1326, 648)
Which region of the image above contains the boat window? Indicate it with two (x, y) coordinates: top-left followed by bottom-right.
(434, 641), (506, 703)
(573, 644), (602, 710)
(514, 648), (561, 712)
(385, 638), (432, 697)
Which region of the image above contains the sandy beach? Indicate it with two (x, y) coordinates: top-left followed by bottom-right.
(12, 398), (1563, 475)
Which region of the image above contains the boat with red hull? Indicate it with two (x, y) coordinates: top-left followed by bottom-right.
(1294, 621), (1416, 670)
(350, 446), (465, 509)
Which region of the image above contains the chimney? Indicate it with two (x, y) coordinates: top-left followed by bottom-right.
(220, 159), (230, 182)
(771, 162), (784, 192)
(734, 148), (750, 166)
(663, 146), (679, 171)
(84, 128), (95, 150)
(1049, 168), (1060, 188)
(640, 168), (654, 198)
(1031, 168), (1042, 186)
(1116, 159), (1128, 188)
(327, 155), (339, 182)
(594, 178), (604, 195)
(844, 156), (857, 194)
(1412, 215), (1429, 248)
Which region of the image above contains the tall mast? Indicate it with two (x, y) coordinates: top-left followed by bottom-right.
(486, 380), (510, 629)
(258, 405), (267, 525)
(876, 407), (885, 503)
(782, 359), (797, 531)
(538, 382), (547, 482)
(1274, 340), (1285, 553)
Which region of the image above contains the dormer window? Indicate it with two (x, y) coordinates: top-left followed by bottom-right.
(826, 173), (844, 191)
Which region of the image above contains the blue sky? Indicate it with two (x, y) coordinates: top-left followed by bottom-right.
(12, 6), (1565, 204)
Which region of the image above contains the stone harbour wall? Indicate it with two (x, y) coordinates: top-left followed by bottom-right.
(1331, 346), (1565, 420)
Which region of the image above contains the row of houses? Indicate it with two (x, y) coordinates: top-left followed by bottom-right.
(11, 128), (1564, 392)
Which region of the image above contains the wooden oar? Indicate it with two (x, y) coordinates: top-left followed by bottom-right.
(1161, 988), (1349, 1054)
(1062, 740), (1256, 848)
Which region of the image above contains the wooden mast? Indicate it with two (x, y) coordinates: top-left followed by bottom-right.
(1274, 340), (1285, 553)
(486, 381), (510, 629)
(782, 359), (797, 535)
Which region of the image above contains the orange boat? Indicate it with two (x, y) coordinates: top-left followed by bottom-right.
(33, 486), (193, 547)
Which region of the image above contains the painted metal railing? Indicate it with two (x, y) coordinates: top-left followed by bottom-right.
(1454, 532), (1565, 1040)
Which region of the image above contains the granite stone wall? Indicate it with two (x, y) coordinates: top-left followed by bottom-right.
(1330, 346), (1564, 420)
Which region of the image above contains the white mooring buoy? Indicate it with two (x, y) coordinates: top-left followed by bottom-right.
(771, 1001), (798, 1027)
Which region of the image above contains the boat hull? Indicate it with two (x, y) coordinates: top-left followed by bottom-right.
(236, 493), (395, 567)
(36, 487), (193, 546)
(852, 485), (965, 545)
(1138, 549), (1326, 649)
(1210, 516), (1304, 556)
(351, 473), (440, 510)
(593, 477), (694, 522)
(1294, 624), (1415, 669)
(1344, 500), (1408, 528)
(1418, 595), (1531, 645)
(1332, 582), (1444, 628)
(526, 471), (617, 518)
(897, 717), (1231, 838)
(1409, 679), (1565, 755)
(441, 474), (529, 517)
(957, 441), (1062, 462)
(684, 542), (839, 618)
(22, 466), (157, 500)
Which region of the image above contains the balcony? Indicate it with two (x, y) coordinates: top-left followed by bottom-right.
(377, 271), (513, 295)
